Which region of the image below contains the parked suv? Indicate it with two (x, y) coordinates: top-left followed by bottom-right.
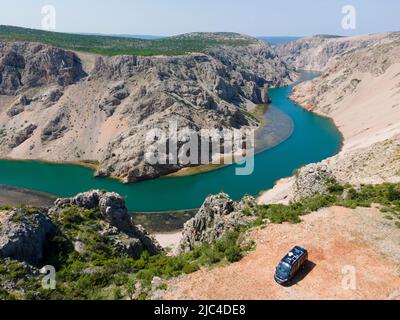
(274, 246), (308, 284)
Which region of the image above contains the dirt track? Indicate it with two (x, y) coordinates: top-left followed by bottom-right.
(165, 206), (400, 300)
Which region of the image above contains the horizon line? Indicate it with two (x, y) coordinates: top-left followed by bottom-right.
(1, 24), (398, 40)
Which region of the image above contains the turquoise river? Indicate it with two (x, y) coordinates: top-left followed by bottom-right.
(0, 72), (342, 212)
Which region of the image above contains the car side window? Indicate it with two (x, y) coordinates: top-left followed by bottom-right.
(291, 264), (297, 277)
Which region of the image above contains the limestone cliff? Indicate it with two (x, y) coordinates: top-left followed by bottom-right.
(0, 34), (295, 183)
(273, 33), (393, 72)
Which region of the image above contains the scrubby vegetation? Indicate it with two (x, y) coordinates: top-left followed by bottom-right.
(253, 182), (400, 225)
(0, 25), (256, 57)
(241, 104), (268, 125)
(0, 205), (253, 300)
(1, 182), (399, 300)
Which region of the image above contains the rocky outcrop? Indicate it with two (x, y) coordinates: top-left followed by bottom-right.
(7, 104), (26, 117)
(51, 190), (132, 230)
(258, 162), (338, 205)
(99, 82), (130, 116)
(0, 189), (169, 299)
(179, 193), (257, 252)
(7, 88), (63, 118)
(8, 124), (37, 148)
(39, 88), (64, 106)
(0, 34), (296, 183)
(274, 33), (393, 72)
(0, 190), (163, 267)
(330, 135), (400, 185)
(41, 107), (70, 142)
(0, 42), (85, 95)
(293, 163), (334, 200)
(0, 209), (57, 265)
(207, 43), (293, 88)
(50, 190), (163, 258)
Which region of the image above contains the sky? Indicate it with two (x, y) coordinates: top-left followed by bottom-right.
(0, 0), (399, 37)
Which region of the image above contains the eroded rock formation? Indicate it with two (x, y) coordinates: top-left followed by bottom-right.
(179, 193), (257, 252)
(0, 35), (295, 182)
(0, 190), (162, 268)
(0, 209), (57, 265)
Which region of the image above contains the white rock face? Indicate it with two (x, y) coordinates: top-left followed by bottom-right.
(0, 209), (57, 265)
(274, 33), (393, 72)
(179, 193), (257, 252)
(288, 33), (400, 183)
(258, 32), (400, 205)
(293, 164), (334, 200)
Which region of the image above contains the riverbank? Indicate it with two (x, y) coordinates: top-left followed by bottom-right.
(133, 209), (196, 233)
(0, 185), (56, 207)
(166, 104), (291, 178)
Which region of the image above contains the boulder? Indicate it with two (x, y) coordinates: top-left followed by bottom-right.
(39, 88), (64, 105)
(0, 209), (58, 265)
(293, 163), (334, 200)
(98, 192), (129, 228)
(19, 94), (32, 106)
(179, 193), (257, 252)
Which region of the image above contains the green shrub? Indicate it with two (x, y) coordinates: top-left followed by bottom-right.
(252, 183), (400, 227)
(203, 247), (223, 265)
(224, 246), (242, 263)
(0, 288), (15, 300)
(256, 204), (303, 224)
(242, 207), (252, 216)
(111, 288), (123, 300)
(385, 184), (400, 202)
(182, 263), (200, 274)
(113, 273), (129, 286)
(136, 269), (156, 286)
(327, 179), (344, 194)
(214, 231), (240, 252)
(347, 188), (358, 200)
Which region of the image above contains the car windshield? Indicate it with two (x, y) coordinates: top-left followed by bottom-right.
(276, 262), (291, 278)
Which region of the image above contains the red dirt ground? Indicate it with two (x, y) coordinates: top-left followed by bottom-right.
(164, 206), (400, 300)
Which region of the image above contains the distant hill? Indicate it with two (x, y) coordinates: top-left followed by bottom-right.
(258, 36), (301, 45)
(0, 25), (257, 56)
(75, 32), (164, 40)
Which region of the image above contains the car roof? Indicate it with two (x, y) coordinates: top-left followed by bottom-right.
(281, 246), (307, 266)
